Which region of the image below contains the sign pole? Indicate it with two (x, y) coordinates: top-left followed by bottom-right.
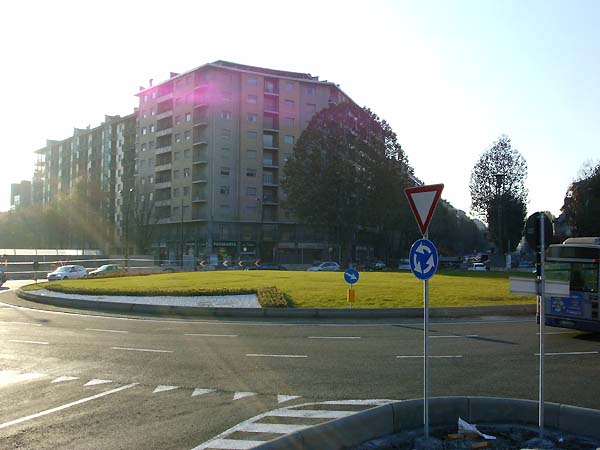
(423, 231), (430, 440)
(539, 212), (546, 437)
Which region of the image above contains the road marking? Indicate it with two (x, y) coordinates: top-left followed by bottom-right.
(307, 336), (361, 339)
(0, 371), (46, 387)
(534, 351), (599, 356)
(192, 388), (215, 397)
(277, 395), (301, 404)
(267, 409), (355, 419)
(246, 354), (307, 358)
(233, 392), (257, 401)
(153, 385), (178, 393)
(200, 438), (265, 449)
(0, 383), (138, 430)
(185, 333), (238, 337)
(396, 355), (463, 359)
(85, 328), (128, 334)
(84, 379), (112, 386)
(52, 376), (79, 383)
(0, 321), (42, 327)
(537, 331), (580, 335)
(238, 422), (309, 434)
(430, 334), (479, 339)
(111, 347), (173, 353)
(8, 340), (49, 345)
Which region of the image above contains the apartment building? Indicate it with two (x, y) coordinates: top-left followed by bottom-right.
(135, 60), (351, 264)
(33, 113), (137, 248)
(10, 181), (32, 209)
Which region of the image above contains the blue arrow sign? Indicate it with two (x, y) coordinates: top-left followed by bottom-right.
(409, 239), (438, 281)
(344, 268), (360, 285)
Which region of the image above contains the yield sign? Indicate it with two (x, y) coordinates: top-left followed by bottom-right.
(404, 184), (444, 236)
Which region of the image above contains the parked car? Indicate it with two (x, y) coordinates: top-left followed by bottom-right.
(47, 265), (87, 281)
(468, 263), (487, 271)
(307, 262), (341, 271)
(87, 264), (124, 277)
(0, 268), (6, 287)
(256, 263), (287, 270)
(398, 259), (411, 270)
(161, 261), (182, 272)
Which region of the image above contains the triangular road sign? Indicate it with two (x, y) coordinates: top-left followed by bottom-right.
(404, 184), (444, 236)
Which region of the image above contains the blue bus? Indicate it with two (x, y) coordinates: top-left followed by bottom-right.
(544, 237), (600, 332)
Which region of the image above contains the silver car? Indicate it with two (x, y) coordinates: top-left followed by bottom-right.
(47, 265), (87, 281)
(307, 262), (341, 271)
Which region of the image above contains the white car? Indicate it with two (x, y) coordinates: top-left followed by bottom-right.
(307, 262), (341, 271)
(47, 265), (88, 281)
(468, 263), (487, 271)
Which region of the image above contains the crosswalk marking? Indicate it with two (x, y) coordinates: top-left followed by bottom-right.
(192, 388), (215, 397)
(153, 385), (178, 394)
(52, 376), (79, 383)
(233, 392), (257, 401)
(83, 379), (112, 386)
(238, 422), (309, 434)
(277, 395), (301, 404)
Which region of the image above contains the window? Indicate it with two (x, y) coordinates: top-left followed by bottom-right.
(305, 86), (316, 96)
(247, 94), (257, 104)
(184, 168), (190, 177)
(284, 135), (295, 145)
(175, 133), (181, 143)
(141, 177), (146, 185)
(247, 149), (257, 159)
(285, 81), (294, 92)
(142, 127), (147, 135)
(247, 77), (258, 86)
(141, 143), (147, 152)
(284, 117), (295, 128)
(151, 108), (155, 116)
(247, 131), (257, 141)
(174, 151), (181, 161)
(220, 166), (230, 176)
(285, 99), (295, 110)
(283, 153), (292, 163)
(174, 170), (181, 179)
(246, 168), (257, 177)
(150, 124), (155, 133)
(175, 115), (182, 125)
(149, 176), (154, 184)
(183, 205), (190, 217)
(221, 110), (232, 120)
(143, 94), (148, 102)
(247, 113), (258, 123)
(185, 112), (192, 122)
(140, 160), (146, 169)
(247, 186), (257, 196)
(173, 188), (179, 197)
(183, 186), (190, 196)
(184, 149), (191, 159)
(221, 129), (231, 141)
(173, 206), (180, 216)
(184, 130), (191, 141)
(306, 103), (317, 113)
(220, 185), (230, 195)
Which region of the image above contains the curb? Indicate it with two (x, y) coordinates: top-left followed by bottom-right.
(255, 397), (600, 450)
(16, 289), (536, 319)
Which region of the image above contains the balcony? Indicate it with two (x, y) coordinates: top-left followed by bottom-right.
(193, 138), (208, 146)
(192, 195), (207, 203)
(192, 158), (208, 165)
(193, 120), (208, 128)
(192, 177), (208, 184)
(155, 110), (173, 121)
(156, 92), (173, 103)
(263, 102), (279, 115)
(193, 97), (209, 109)
(155, 145), (172, 155)
(155, 181), (172, 190)
(154, 199), (171, 207)
(156, 217), (172, 224)
(263, 161), (279, 169)
(155, 128), (173, 138)
(155, 163), (172, 172)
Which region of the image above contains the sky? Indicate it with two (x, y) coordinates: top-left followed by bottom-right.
(1, 0), (599, 221)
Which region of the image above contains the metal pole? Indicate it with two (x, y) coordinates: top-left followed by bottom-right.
(424, 232), (429, 440)
(539, 212), (546, 437)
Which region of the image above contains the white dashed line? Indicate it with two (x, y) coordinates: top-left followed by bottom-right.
(233, 392), (257, 401)
(534, 351), (598, 356)
(246, 354), (307, 358)
(111, 347), (173, 353)
(277, 395), (301, 404)
(430, 334), (479, 338)
(396, 355), (463, 359)
(0, 383), (138, 430)
(85, 328), (128, 334)
(8, 340), (48, 345)
(537, 331), (580, 335)
(52, 376), (79, 383)
(153, 385), (178, 393)
(84, 379), (112, 386)
(307, 336), (361, 339)
(185, 333), (238, 337)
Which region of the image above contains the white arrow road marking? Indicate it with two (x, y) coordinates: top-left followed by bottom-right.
(153, 385), (179, 394)
(233, 392), (257, 401)
(0, 383), (138, 430)
(192, 388), (215, 397)
(0, 371), (46, 387)
(84, 379), (112, 386)
(277, 395), (301, 404)
(51, 376), (80, 383)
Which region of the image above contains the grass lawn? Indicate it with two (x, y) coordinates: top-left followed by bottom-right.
(27, 269), (535, 309)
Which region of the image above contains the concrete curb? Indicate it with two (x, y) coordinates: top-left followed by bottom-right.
(16, 289), (536, 319)
(255, 397), (600, 450)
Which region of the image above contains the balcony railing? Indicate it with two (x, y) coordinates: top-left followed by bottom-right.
(155, 145), (172, 155)
(155, 128), (173, 138)
(155, 163), (172, 172)
(155, 110), (173, 121)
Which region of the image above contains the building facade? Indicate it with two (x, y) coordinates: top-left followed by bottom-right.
(135, 61), (350, 264)
(10, 181), (32, 209)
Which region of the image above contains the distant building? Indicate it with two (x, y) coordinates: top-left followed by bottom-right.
(10, 180), (32, 209)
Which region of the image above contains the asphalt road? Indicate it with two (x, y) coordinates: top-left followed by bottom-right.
(1, 281), (599, 449)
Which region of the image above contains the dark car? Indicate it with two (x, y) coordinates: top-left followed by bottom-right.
(87, 264), (124, 277)
(257, 263), (287, 270)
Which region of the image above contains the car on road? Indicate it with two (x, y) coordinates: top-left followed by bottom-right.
(307, 262), (341, 272)
(468, 262), (487, 271)
(398, 259), (411, 270)
(0, 268), (6, 287)
(256, 263), (287, 270)
(47, 265), (88, 281)
(87, 264), (124, 277)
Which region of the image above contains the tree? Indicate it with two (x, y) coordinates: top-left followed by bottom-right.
(470, 135), (528, 253)
(282, 102), (414, 264)
(561, 160), (600, 236)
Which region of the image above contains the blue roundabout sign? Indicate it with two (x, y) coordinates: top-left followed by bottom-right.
(409, 239), (439, 281)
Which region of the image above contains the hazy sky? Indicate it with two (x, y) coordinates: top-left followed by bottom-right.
(2, 0), (598, 220)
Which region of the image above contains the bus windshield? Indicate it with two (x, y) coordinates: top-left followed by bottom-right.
(545, 261), (598, 293)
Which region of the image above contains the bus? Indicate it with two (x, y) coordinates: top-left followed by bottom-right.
(543, 237), (600, 332)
